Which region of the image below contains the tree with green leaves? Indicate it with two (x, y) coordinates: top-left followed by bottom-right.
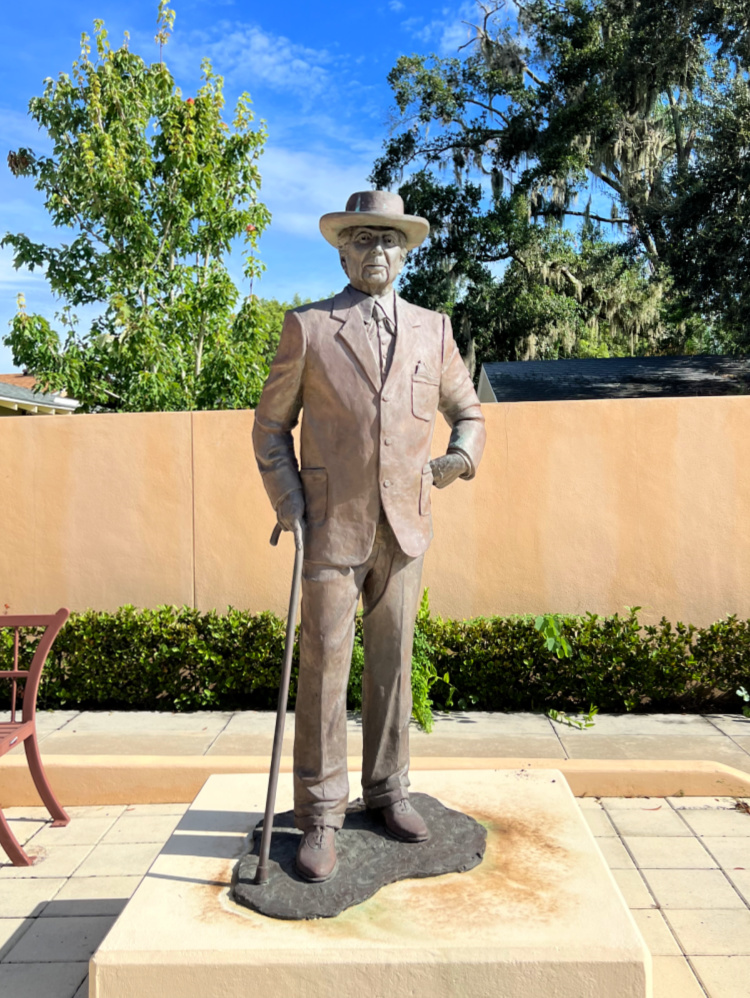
(3, 4), (271, 412)
(665, 66), (750, 349)
(374, 0), (748, 366)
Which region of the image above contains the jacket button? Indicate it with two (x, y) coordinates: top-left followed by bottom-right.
(382, 395), (389, 402)
(383, 480), (391, 488)
(384, 437), (392, 446)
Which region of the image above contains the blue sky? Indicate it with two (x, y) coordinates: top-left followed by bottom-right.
(0, 0), (477, 372)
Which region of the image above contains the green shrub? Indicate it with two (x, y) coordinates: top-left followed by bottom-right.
(1, 603), (749, 728)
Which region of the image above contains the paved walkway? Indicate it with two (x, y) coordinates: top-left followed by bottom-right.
(1, 710), (749, 998)
(30, 708), (750, 772)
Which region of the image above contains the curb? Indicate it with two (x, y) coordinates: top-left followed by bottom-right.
(2, 755), (749, 806)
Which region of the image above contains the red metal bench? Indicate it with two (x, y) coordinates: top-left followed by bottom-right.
(0, 608), (70, 865)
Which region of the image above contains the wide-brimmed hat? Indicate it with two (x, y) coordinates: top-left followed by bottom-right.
(319, 191), (430, 250)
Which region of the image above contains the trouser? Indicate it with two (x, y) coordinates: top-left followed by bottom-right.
(293, 513), (424, 829)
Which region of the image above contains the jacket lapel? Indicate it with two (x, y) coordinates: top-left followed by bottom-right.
(331, 288), (381, 393)
(383, 295), (421, 392)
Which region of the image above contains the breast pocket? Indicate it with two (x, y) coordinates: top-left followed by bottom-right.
(300, 468), (328, 526)
(412, 373), (440, 421)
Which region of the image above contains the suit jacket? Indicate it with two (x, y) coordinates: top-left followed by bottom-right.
(252, 286), (486, 565)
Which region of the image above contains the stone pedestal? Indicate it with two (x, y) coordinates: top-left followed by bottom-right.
(89, 769), (652, 998)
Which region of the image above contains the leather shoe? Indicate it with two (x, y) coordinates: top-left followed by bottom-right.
(381, 798), (429, 842)
(295, 825), (338, 882)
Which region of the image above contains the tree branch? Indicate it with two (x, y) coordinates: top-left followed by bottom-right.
(667, 89), (685, 166)
(535, 208), (629, 225)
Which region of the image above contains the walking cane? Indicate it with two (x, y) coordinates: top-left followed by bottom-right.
(254, 518), (304, 885)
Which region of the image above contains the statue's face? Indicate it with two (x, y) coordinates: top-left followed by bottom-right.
(339, 227), (405, 296)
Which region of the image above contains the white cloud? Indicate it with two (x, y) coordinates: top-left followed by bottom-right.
(159, 21), (335, 101)
(389, 1), (405, 10)
(0, 108), (53, 153)
(260, 145), (374, 240)
(400, 2), (477, 55)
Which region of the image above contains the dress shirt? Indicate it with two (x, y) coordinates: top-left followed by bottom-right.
(348, 285), (397, 385)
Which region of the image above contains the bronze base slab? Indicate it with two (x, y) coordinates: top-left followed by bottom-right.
(232, 792), (487, 920)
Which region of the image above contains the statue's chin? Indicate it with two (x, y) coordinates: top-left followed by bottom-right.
(350, 277), (394, 298)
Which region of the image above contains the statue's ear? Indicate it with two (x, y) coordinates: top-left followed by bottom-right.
(339, 252), (349, 276)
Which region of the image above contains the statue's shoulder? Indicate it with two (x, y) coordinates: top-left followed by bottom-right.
(289, 298), (334, 318)
(286, 297), (335, 321)
(396, 296), (448, 329)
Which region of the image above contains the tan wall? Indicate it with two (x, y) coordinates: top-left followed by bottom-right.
(1, 398), (749, 625)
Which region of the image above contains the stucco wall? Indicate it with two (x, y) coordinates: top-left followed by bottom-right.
(1, 398), (748, 625)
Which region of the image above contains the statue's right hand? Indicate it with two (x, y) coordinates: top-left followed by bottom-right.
(276, 490), (306, 550)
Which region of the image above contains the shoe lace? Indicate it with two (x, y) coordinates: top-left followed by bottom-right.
(308, 826), (331, 849)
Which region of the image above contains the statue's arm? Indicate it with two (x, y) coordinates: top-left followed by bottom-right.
(252, 309), (306, 511)
(437, 314), (486, 480)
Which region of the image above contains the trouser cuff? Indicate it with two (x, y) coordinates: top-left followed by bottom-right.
(363, 787), (409, 810)
(294, 812), (346, 831)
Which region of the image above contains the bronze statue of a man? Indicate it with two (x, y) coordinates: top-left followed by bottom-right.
(253, 191), (485, 882)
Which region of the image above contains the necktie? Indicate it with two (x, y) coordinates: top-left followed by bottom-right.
(372, 302), (395, 381)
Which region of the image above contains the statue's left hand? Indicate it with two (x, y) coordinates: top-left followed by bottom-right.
(430, 452), (470, 489)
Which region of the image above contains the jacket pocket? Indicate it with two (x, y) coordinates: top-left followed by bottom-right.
(300, 468), (328, 526)
(412, 373), (439, 421)
(419, 463), (433, 516)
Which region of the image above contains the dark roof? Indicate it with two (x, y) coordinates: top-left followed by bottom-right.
(0, 374), (37, 390)
(0, 378), (78, 413)
(481, 355), (750, 402)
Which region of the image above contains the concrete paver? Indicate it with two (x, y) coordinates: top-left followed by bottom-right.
(630, 909), (683, 957)
(0, 962), (88, 998)
(117, 803), (192, 816)
(608, 806), (694, 837)
(64, 805), (127, 820)
(704, 715), (750, 737)
(43, 877), (142, 918)
(32, 816), (118, 846)
(562, 714), (719, 736)
(680, 809), (750, 837)
(665, 909), (750, 956)
(667, 796), (739, 810)
(72, 841), (163, 878)
(580, 807), (618, 836)
(48, 710), (233, 733)
(0, 845), (93, 880)
(3, 914), (117, 963)
(42, 732), (226, 756)
(652, 956), (708, 998)
(594, 835), (635, 868)
(610, 868), (656, 908)
(560, 734), (750, 771)
(6, 817), (48, 846)
(100, 814), (182, 844)
(642, 868), (745, 909)
(41, 709), (234, 757)
(624, 835), (718, 869)
(34, 711), (81, 741)
(0, 918), (31, 960)
(691, 956), (750, 998)
(725, 869), (750, 906)
(693, 838), (748, 869)
(602, 796), (672, 809)
(0, 878), (66, 918)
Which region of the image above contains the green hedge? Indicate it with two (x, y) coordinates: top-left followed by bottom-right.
(1, 602), (749, 727)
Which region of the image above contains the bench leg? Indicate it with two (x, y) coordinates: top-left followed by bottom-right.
(24, 733), (70, 827)
(0, 807), (33, 866)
